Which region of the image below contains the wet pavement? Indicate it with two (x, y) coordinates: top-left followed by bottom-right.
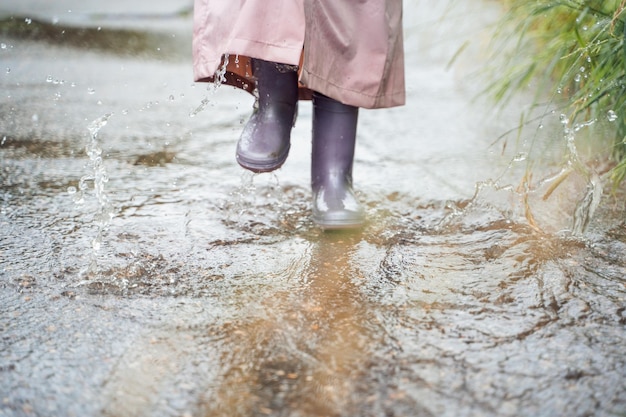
(1, 1), (626, 416)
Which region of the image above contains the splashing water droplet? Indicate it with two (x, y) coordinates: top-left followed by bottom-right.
(46, 75), (53, 83)
(25, 17), (32, 24)
(512, 152), (527, 162)
(572, 174), (602, 235)
(1, 43), (6, 49)
(82, 113), (115, 273)
(87, 88), (95, 95)
(607, 110), (618, 122)
(67, 186), (77, 195)
(559, 114), (569, 125)
(190, 55), (229, 117)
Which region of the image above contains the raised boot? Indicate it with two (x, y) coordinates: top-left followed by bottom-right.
(311, 92), (365, 229)
(236, 59), (298, 173)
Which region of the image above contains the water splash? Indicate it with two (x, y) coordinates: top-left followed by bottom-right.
(454, 110), (606, 236)
(76, 113), (115, 275)
(562, 117), (602, 235)
(572, 172), (602, 236)
(190, 54), (230, 117)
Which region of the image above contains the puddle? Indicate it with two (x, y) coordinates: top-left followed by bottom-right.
(1, 1), (625, 416)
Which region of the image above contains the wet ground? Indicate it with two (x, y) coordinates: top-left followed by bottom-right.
(1, 1), (626, 416)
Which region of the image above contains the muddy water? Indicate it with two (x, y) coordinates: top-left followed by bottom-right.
(1, 1), (625, 416)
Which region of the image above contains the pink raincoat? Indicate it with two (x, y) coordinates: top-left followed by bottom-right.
(192, 0), (405, 109)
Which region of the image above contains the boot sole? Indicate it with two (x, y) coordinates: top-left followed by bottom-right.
(236, 145), (290, 173)
(312, 213), (365, 230)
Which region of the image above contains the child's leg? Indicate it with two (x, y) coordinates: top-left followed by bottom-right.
(311, 92), (365, 229)
(236, 59), (298, 173)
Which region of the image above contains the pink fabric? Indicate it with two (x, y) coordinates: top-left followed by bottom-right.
(192, 0), (405, 109)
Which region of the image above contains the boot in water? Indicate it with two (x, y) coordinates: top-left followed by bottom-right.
(311, 92), (365, 229)
(236, 59), (298, 173)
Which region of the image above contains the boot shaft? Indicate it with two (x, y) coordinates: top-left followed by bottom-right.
(311, 93), (359, 189)
(253, 59), (299, 111)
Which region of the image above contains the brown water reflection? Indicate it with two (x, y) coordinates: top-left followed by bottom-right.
(198, 234), (373, 417)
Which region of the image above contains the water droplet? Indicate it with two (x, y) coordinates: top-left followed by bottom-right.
(87, 88), (95, 94)
(5, 68), (10, 74)
(122, 109), (129, 115)
(67, 186), (77, 195)
(46, 75), (53, 83)
(574, 74), (582, 83)
(607, 110), (618, 122)
(559, 114), (569, 125)
(168, 94), (175, 101)
(579, 66), (586, 73)
(24, 17), (32, 24)
(0, 43), (6, 49)
(513, 152), (527, 162)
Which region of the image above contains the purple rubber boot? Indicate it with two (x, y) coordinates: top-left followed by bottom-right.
(311, 93), (365, 229)
(236, 59), (298, 173)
